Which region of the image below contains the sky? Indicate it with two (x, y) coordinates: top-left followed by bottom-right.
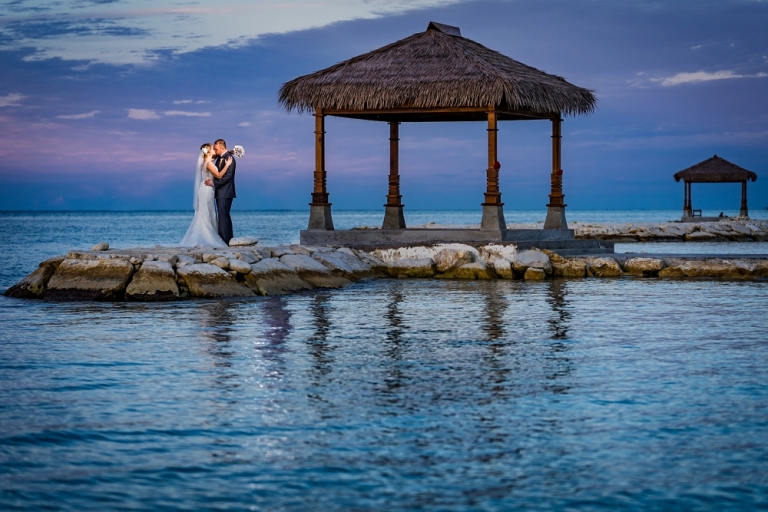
(1, 0), (767, 213)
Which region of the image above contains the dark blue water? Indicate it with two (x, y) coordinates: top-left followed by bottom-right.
(1, 211), (767, 510)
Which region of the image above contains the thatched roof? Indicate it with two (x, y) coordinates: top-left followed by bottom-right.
(674, 155), (757, 183)
(279, 22), (596, 120)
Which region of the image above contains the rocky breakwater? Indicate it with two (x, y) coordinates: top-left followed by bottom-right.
(4, 241), (387, 301)
(571, 219), (768, 242)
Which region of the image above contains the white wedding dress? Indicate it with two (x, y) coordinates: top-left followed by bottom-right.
(179, 154), (227, 248)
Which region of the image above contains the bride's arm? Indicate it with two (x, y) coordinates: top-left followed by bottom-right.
(206, 157), (231, 179)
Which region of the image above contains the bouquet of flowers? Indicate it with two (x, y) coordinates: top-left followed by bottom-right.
(232, 145), (245, 158)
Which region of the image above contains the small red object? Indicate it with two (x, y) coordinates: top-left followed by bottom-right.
(493, 161), (501, 170)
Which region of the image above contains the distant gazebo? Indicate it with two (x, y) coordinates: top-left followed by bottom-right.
(674, 155), (757, 221)
(280, 22), (601, 249)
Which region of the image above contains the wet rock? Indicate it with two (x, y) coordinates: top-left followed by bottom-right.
(4, 256), (65, 299)
(176, 264), (254, 298)
(311, 250), (373, 279)
(513, 250), (552, 275)
(353, 250), (389, 274)
(479, 244), (517, 264)
(228, 236), (259, 247)
(228, 259), (252, 274)
(660, 259), (756, 279)
(585, 257), (623, 277)
(125, 261), (179, 301)
(45, 258), (135, 301)
(438, 260), (493, 279)
(684, 231), (717, 241)
(544, 250), (586, 277)
(244, 258), (312, 295)
(435, 246), (476, 273)
(280, 254), (351, 288)
(91, 242), (109, 251)
(387, 258), (437, 278)
(623, 257), (665, 276)
(524, 267), (547, 280)
(487, 257), (514, 279)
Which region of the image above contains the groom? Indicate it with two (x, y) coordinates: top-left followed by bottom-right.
(205, 138), (236, 244)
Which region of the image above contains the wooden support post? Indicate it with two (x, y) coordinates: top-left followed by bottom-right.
(308, 108), (334, 230)
(480, 108), (506, 230)
(740, 180), (749, 218)
(544, 117), (568, 229)
(382, 121), (406, 229)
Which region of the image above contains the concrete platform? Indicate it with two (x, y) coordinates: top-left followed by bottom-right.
(300, 228), (614, 255)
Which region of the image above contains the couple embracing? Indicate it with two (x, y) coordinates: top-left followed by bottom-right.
(180, 139), (241, 248)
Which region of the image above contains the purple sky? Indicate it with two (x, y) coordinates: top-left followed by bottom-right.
(1, 0), (767, 213)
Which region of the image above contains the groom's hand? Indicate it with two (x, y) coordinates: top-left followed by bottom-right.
(204, 179), (213, 186)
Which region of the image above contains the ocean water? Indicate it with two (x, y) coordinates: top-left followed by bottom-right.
(1, 211), (767, 510)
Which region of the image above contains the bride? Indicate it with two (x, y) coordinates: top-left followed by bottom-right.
(179, 143), (232, 248)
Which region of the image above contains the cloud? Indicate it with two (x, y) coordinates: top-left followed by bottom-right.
(238, 122), (251, 127)
(0, 93), (24, 107)
(173, 100), (192, 104)
(0, 0), (467, 65)
(163, 110), (211, 117)
(128, 108), (160, 120)
(653, 70), (768, 86)
(57, 110), (99, 119)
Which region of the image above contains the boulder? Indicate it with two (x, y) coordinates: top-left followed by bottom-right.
(487, 257), (514, 279)
(437, 260), (494, 279)
(513, 250), (552, 275)
(543, 250), (586, 277)
(311, 250), (373, 279)
(202, 253), (217, 263)
(435, 247), (476, 273)
(667, 259), (756, 279)
(45, 258), (135, 301)
(479, 244), (517, 265)
(209, 257), (229, 270)
(176, 264), (254, 298)
(175, 254), (198, 268)
(280, 254), (351, 288)
(234, 251), (260, 264)
(125, 260), (179, 301)
(684, 231), (717, 241)
(289, 244), (313, 256)
(228, 258), (252, 274)
(387, 258), (437, 278)
(353, 250), (389, 274)
(228, 236), (259, 247)
(244, 258), (312, 295)
(586, 257), (623, 277)
(524, 267), (547, 280)
(623, 257), (665, 276)
(91, 242), (109, 251)
(372, 246), (439, 263)
(4, 255), (65, 299)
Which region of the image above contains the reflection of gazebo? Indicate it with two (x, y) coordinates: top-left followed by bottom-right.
(674, 155), (757, 221)
(280, 22), (601, 249)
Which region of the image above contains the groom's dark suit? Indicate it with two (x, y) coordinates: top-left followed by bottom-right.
(213, 152), (236, 244)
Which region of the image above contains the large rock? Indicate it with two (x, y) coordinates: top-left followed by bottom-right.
(91, 242), (109, 251)
(45, 258), (135, 301)
(387, 258), (437, 278)
(524, 267), (547, 280)
(352, 249), (389, 274)
(487, 257), (514, 279)
(4, 255), (65, 299)
(586, 257), (623, 277)
(125, 260), (179, 301)
(311, 250), (373, 279)
(209, 257), (230, 270)
(228, 258), (252, 274)
(513, 250), (552, 275)
(623, 257), (665, 276)
(176, 264), (254, 298)
(684, 231), (718, 241)
(434, 246), (477, 273)
(437, 260), (493, 279)
(228, 236), (259, 247)
(280, 254), (351, 288)
(244, 258), (312, 295)
(544, 250), (586, 277)
(660, 259), (756, 279)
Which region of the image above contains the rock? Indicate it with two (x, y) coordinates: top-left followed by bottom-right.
(666, 259), (756, 279)
(235, 251), (259, 264)
(228, 236), (259, 247)
(228, 258), (252, 274)
(175, 254), (198, 268)
(125, 260), (179, 301)
(487, 257), (514, 279)
(586, 257), (623, 277)
(176, 264), (254, 298)
(623, 257), (665, 276)
(438, 260), (494, 279)
(271, 246), (295, 258)
(130, 256), (143, 266)
(311, 250), (373, 279)
(209, 257), (229, 270)
(4, 256), (65, 299)
(684, 231), (717, 241)
(68, 250), (97, 260)
(245, 258), (312, 295)
(91, 242), (109, 251)
(202, 253), (217, 263)
(289, 244), (313, 256)
(435, 247), (476, 273)
(543, 250), (586, 277)
(354, 250), (389, 274)
(524, 267), (547, 280)
(280, 254), (351, 288)
(155, 254), (178, 266)
(387, 258), (437, 278)
(513, 250), (552, 274)
(255, 247), (273, 259)
(479, 244), (517, 264)
(372, 246), (439, 263)
(657, 266), (685, 278)
(45, 258), (135, 301)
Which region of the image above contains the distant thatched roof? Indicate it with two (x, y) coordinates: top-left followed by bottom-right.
(279, 22), (596, 119)
(674, 155), (757, 183)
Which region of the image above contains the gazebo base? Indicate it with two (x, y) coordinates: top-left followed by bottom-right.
(300, 228), (613, 255)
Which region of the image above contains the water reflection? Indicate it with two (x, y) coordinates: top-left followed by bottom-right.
(198, 301), (236, 369)
(383, 284), (408, 395)
(307, 291), (334, 383)
(256, 296), (292, 381)
(546, 280), (570, 341)
(544, 280), (573, 394)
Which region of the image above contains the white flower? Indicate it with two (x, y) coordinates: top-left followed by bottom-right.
(201, 147), (209, 155)
(233, 145), (245, 158)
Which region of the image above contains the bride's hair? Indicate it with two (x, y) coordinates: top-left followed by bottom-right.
(200, 143), (212, 156)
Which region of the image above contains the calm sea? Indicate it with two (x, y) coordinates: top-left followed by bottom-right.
(1, 211), (767, 510)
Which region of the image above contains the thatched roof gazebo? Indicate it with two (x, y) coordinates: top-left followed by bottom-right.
(674, 155), (757, 220)
(280, 22), (600, 248)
